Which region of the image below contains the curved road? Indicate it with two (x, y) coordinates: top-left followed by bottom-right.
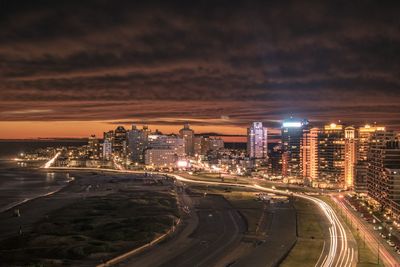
(119, 192), (246, 267)
(169, 174), (357, 267)
(47, 167), (357, 267)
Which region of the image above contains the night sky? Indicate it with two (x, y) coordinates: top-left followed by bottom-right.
(1, 0), (400, 138)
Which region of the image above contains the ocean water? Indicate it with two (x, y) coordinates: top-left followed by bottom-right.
(0, 140), (86, 212)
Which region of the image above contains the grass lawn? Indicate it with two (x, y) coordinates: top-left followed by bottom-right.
(179, 172), (249, 185)
(222, 191), (265, 233)
(280, 198), (325, 267)
(281, 238), (324, 267)
(0, 191), (179, 266)
(189, 185), (265, 234)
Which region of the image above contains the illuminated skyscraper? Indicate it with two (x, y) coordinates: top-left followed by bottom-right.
(145, 134), (185, 167)
(354, 124), (385, 193)
(269, 144), (283, 176)
(192, 136), (225, 156)
(127, 125), (150, 163)
(102, 130), (114, 160)
(179, 123), (194, 156)
(301, 127), (319, 182)
(88, 135), (101, 159)
(147, 134), (185, 157)
(318, 123), (345, 186)
(113, 126), (127, 157)
(344, 126), (357, 189)
(247, 122), (268, 159)
(367, 137), (400, 220)
(194, 136), (202, 156)
(281, 118), (309, 177)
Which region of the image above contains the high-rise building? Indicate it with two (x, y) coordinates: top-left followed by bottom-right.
(247, 122), (268, 159)
(318, 123), (345, 185)
(179, 123), (194, 156)
(268, 144), (283, 176)
(358, 125), (386, 161)
(367, 139), (400, 220)
(102, 139), (112, 160)
(354, 124), (386, 193)
(127, 125), (150, 163)
(301, 127), (319, 182)
(200, 136), (224, 155)
(344, 127), (357, 189)
(148, 135), (185, 157)
(144, 149), (180, 167)
(194, 136), (203, 156)
(102, 130), (114, 160)
(88, 134), (101, 159)
(113, 126), (127, 157)
(281, 118), (309, 177)
(145, 134), (185, 167)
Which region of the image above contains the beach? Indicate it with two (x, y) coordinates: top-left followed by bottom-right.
(0, 160), (72, 213)
(0, 169), (179, 266)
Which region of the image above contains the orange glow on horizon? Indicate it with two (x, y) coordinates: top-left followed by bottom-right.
(0, 121), (247, 139)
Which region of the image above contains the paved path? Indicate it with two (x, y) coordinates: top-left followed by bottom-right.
(119, 194), (246, 267)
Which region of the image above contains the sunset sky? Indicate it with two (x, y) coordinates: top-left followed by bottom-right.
(1, 1), (400, 139)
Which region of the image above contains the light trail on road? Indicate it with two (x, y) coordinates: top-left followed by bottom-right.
(46, 166), (357, 267)
(42, 152), (61, 168)
(168, 174), (356, 267)
(113, 158), (124, 170)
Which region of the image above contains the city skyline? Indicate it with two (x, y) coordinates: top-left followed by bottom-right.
(2, 1), (400, 266)
(0, 119), (394, 140)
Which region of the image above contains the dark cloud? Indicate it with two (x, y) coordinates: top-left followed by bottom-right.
(1, 0), (400, 131)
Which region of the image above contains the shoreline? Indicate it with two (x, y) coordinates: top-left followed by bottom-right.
(0, 165), (356, 266)
(46, 166), (356, 267)
(0, 167), (181, 266)
(0, 164), (75, 214)
(0, 185), (70, 214)
(0, 165), (144, 215)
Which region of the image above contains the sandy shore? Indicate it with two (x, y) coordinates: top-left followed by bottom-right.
(0, 169), (179, 266)
(0, 161), (71, 213)
(0, 170), (145, 240)
(0, 187), (65, 213)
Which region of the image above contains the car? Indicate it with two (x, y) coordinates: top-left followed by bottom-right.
(387, 240), (395, 247)
(397, 249), (400, 255)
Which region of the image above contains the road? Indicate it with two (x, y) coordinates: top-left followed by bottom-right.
(42, 152), (61, 168)
(48, 167), (358, 267)
(118, 192), (246, 267)
(169, 174), (357, 267)
(297, 193), (357, 267)
(334, 195), (400, 266)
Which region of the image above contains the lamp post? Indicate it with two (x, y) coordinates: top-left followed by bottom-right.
(377, 241), (380, 264)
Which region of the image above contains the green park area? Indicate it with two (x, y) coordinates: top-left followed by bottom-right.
(281, 198), (325, 267)
(179, 172), (248, 184)
(189, 185), (265, 233)
(0, 190), (179, 266)
(222, 191), (266, 233)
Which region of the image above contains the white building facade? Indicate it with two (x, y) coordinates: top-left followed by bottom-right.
(247, 122), (268, 159)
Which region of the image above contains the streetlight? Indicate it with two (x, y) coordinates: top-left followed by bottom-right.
(377, 241), (381, 264)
